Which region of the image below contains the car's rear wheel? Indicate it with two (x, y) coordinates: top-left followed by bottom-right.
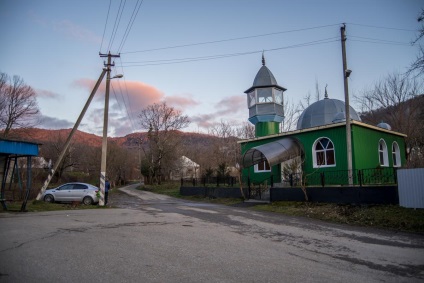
(44, 194), (55, 203)
(82, 196), (93, 205)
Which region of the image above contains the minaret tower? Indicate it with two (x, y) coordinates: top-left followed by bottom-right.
(244, 54), (286, 137)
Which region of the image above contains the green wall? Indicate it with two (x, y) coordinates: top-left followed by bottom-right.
(241, 123), (406, 186)
(255, 122), (279, 137)
(351, 125), (406, 169)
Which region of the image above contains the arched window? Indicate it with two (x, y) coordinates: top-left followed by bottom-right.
(313, 138), (335, 168)
(392, 142), (401, 167)
(378, 139), (388, 166)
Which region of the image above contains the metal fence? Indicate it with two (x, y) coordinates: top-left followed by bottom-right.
(180, 167), (398, 189)
(181, 176), (238, 187)
(397, 168), (424, 209)
(283, 167), (398, 187)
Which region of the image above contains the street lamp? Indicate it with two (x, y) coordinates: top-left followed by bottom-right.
(99, 70), (123, 206)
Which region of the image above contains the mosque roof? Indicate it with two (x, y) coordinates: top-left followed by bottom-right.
(296, 95), (361, 130)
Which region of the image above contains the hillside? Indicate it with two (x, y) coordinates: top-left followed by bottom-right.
(5, 128), (220, 150)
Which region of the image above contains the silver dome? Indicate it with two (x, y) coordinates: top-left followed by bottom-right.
(377, 122), (392, 130)
(297, 98), (361, 130)
(245, 55), (286, 93)
(253, 65), (279, 87)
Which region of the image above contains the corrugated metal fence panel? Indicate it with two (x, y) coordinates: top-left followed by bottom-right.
(397, 168), (424, 208)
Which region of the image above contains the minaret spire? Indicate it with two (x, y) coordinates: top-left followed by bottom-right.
(262, 51), (265, 66)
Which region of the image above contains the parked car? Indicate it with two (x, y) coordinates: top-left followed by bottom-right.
(42, 182), (100, 205)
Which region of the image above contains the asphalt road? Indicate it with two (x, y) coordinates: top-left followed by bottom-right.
(0, 184), (423, 283)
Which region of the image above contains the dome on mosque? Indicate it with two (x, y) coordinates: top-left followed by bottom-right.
(377, 122), (392, 130)
(296, 95), (361, 130)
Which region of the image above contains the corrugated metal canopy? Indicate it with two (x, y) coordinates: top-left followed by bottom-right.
(0, 140), (39, 156)
(242, 138), (301, 168)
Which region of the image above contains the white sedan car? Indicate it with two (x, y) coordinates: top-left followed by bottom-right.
(42, 182), (100, 205)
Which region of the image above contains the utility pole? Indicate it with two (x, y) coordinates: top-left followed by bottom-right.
(36, 69), (107, 200)
(341, 24), (353, 185)
(98, 52), (120, 206)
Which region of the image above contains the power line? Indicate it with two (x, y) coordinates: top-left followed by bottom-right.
(117, 0), (144, 53)
(111, 79), (137, 134)
(107, 0), (126, 52)
(119, 37), (339, 67)
(349, 35), (411, 46)
(99, 0), (112, 53)
(114, 60), (139, 132)
(347, 22), (416, 32)
(121, 23), (341, 54)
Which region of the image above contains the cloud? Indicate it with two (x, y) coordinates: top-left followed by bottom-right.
(164, 94), (200, 110)
(214, 95), (246, 116)
(53, 20), (101, 44)
(36, 89), (62, 100)
(39, 115), (74, 129)
(73, 78), (164, 109)
(73, 78), (164, 136)
(188, 95), (247, 131)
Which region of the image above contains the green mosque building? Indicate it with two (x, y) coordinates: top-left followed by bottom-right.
(240, 57), (406, 187)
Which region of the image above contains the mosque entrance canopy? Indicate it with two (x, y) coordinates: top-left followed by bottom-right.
(242, 138), (301, 168)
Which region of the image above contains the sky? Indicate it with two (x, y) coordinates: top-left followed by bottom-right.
(1, 0), (422, 137)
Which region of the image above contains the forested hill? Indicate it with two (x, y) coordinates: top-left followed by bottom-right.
(5, 128), (220, 149)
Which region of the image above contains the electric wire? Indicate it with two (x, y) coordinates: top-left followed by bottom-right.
(119, 37), (339, 67)
(349, 36), (411, 46)
(113, 63), (138, 133)
(117, 0), (144, 53)
(99, 0), (112, 53)
(110, 77), (137, 134)
(121, 23), (341, 54)
(347, 22), (416, 32)
(107, 0), (126, 53)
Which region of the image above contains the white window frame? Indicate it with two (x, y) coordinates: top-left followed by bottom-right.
(273, 88), (283, 105)
(378, 139), (389, 167)
(312, 137), (336, 168)
(254, 160), (271, 173)
(392, 141), (401, 167)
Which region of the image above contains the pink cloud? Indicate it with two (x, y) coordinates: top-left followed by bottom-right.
(214, 95), (246, 116)
(73, 79), (164, 109)
(73, 78), (164, 136)
(187, 96), (248, 131)
(164, 93), (200, 110)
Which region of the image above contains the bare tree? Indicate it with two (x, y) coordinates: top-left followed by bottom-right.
(40, 132), (81, 182)
(355, 72), (424, 166)
(408, 9), (424, 77)
(281, 97), (300, 132)
(0, 72), (39, 137)
(209, 120), (239, 178)
(138, 102), (190, 184)
(235, 122), (255, 140)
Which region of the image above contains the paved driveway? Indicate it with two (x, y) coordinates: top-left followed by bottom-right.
(0, 184), (423, 282)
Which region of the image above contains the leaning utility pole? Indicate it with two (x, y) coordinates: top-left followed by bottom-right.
(98, 52), (120, 206)
(36, 69), (107, 200)
(341, 24), (353, 185)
